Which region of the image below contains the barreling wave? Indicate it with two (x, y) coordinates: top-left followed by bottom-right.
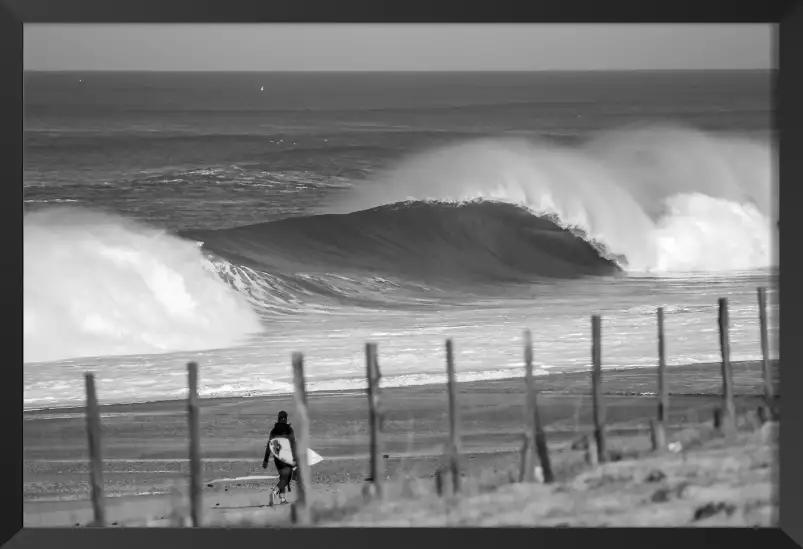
(186, 200), (622, 291)
(24, 208), (262, 364)
(321, 124), (777, 273)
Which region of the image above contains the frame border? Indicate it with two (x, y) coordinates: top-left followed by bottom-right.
(7, 2), (799, 548)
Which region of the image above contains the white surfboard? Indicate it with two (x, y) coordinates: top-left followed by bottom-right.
(207, 474), (279, 486)
(268, 436), (324, 467)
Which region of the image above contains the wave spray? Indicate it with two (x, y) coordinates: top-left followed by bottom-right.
(325, 125), (776, 273)
(24, 208), (262, 363)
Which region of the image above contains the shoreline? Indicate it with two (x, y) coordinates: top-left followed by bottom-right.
(23, 358), (778, 416)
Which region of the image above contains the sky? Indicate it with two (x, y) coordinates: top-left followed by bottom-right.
(24, 24), (773, 72)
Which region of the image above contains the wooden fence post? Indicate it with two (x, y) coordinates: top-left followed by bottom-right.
(187, 362), (202, 527)
(653, 307), (668, 452)
(434, 468), (446, 497)
(718, 298), (737, 439)
(519, 432), (533, 483)
(757, 287), (775, 420)
(520, 334), (535, 482)
(757, 405), (768, 426)
(445, 339), (462, 495)
(591, 315), (607, 464)
(585, 434), (599, 467)
(84, 373), (106, 527)
(365, 342), (384, 500)
(521, 330), (553, 483)
(291, 353), (311, 525)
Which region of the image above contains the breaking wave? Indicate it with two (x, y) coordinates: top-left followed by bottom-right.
(188, 200), (622, 286)
(23, 125), (776, 363)
(322, 125), (776, 273)
(23, 208), (262, 364)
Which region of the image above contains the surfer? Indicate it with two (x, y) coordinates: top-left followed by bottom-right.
(263, 410), (295, 505)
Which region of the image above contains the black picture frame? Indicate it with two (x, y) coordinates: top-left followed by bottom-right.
(5, 2), (799, 548)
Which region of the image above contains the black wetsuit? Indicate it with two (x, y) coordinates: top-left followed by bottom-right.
(263, 421), (296, 494)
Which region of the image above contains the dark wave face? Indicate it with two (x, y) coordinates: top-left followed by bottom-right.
(184, 201), (622, 288)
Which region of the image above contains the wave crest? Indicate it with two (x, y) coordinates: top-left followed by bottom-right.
(322, 125), (776, 273)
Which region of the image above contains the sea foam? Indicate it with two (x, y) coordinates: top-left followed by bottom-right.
(24, 208), (262, 363)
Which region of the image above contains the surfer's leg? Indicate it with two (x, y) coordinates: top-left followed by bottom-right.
(278, 466), (293, 503)
(276, 464), (292, 494)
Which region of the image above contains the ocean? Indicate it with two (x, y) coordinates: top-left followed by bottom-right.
(23, 70), (778, 410)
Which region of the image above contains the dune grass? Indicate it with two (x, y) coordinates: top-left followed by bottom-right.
(193, 415), (777, 528)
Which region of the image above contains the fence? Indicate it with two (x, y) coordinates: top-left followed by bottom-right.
(79, 287), (777, 526)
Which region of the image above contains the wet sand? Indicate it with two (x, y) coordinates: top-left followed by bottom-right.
(23, 360), (778, 526)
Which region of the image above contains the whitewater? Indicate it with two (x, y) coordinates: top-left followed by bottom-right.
(23, 123), (778, 410)
(322, 125), (776, 273)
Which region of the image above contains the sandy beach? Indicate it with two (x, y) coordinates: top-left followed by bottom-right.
(24, 359), (779, 527)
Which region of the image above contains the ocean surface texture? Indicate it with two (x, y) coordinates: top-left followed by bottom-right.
(23, 71), (778, 409)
